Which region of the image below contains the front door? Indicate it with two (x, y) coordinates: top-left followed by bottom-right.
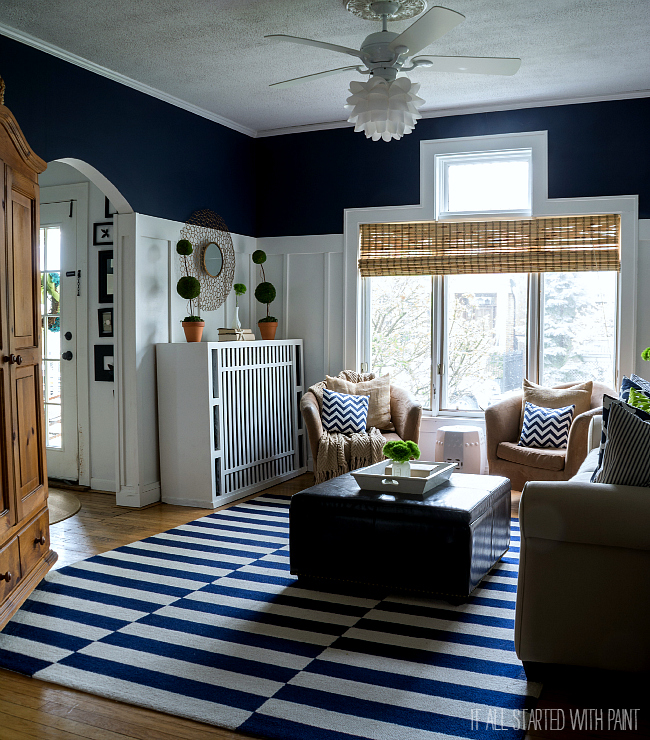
(40, 201), (78, 481)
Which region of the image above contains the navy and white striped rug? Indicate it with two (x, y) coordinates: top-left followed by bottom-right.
(0, 494), (540, 739)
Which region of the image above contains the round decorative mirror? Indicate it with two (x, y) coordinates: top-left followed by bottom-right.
(202, 242), (223, 277)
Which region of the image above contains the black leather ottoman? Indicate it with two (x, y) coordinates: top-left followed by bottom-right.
(290, 472), (510, 597)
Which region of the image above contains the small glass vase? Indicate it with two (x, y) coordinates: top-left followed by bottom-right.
(232, 306), (241, 331)
(391, 460), (411, 477)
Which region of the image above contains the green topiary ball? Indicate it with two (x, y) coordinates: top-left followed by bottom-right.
(176, 239), (193, 256)
(252, 250), (267, 264)
(177, 276), (201, 300)
(255, 281), (276, 304)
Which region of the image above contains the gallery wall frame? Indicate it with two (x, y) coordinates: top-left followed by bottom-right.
(94, 344), (114, 382)
(93, 221), (114, 245)
(98, 307), (113, 337)
(98, 249), (114, 303)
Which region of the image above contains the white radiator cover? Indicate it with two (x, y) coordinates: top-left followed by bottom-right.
(156, 340), (306, 507)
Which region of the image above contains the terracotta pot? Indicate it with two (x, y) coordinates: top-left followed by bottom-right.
(182, 321), (205, 342)
(258, 321), (278, 340)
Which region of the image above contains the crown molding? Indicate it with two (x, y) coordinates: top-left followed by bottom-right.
(255, 89), (650, 138)
(0, 22), (256, 138)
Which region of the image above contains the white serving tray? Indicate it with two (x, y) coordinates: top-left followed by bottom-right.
(351, 460), (456, 499)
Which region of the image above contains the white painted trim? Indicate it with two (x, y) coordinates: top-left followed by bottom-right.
(40, 183), (91, 486)
(0, 24), (255, 138)
(90, 477), (116, 493)
(639, 219), (650, 241)
(344, 130), (638, 389)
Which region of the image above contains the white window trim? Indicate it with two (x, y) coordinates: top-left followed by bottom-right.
(344, 131), (638, 406)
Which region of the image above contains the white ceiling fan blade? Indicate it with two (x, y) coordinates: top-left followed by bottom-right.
(389, 6), (465, 56)
(265, 34), (363, 60)
(414, 55), (521, 75)
(270, 66), (365, 89)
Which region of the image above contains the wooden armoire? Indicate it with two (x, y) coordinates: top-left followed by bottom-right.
(0, 76), (57, 630)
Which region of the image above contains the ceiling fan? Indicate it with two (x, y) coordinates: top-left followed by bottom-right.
(265, 0), (521, 141)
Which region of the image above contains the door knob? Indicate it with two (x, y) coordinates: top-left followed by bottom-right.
(64, 331), (73, 341)
(2, 354), (22, 365)
(1, 572), (11, 582)
(62, 351), (73, 361)
(35, 535), (46, 546)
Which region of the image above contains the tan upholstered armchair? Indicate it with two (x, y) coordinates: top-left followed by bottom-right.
(485, 381), (614, 491)
(300, 384), (422, 470)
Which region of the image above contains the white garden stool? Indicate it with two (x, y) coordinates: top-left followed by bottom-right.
(435, 425), (485, 474)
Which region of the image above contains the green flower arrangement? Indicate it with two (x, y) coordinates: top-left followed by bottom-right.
(642, 347), (650, 362)
(382, 440), (420, 463)
(234, 283), (246, 307)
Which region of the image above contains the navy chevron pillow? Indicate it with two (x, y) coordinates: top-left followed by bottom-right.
(518, 402), (575, 449)
(322, 388), (369, 434)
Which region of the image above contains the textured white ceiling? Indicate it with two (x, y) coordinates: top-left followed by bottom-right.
(1, 0), (649, 134)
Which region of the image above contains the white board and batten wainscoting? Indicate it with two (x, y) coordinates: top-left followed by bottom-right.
(156, 340), (307, 508)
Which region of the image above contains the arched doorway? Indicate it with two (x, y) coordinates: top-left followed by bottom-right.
(39, 159), (132, 492)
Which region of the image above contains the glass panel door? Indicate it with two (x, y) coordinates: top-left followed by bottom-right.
(39, 201), (78, 481)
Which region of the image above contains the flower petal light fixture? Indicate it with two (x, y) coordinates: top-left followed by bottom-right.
(345, 75), (424, 142)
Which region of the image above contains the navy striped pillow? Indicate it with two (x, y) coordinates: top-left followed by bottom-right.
(518, 402), (575, 449)
(590, 395), (650, 482)
(593, 402), (650, 486)
(322, 388), (369, 434)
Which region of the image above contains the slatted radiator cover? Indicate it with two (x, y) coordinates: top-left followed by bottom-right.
(156, 340), (306, 508)
(215, 343), (299, 495)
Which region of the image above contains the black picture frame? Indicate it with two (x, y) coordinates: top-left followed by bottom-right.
(104, 197), (117, 220)
(98, 307), (113, 337)
(93, 221), (113, 246)
(98, 249), (114, 303)
(94, 345), (114, 382)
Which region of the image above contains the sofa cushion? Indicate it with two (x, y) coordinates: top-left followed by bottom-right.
(520, 379), (592, 431)
(497, 441), (565, 471)
(326, 374), (392, 430)
(519, 402), (575, 448)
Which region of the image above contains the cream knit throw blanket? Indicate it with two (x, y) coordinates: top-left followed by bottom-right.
(309, 370), (386, 484)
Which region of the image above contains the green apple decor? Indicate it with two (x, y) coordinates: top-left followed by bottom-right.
(176, 239), (204, 342)
(252, 250), (278, 339)
(383, 440), (420, 477)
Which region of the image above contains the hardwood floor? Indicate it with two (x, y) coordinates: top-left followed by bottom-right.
(0, 479), (645, 739)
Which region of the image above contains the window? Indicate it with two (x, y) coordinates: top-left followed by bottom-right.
(436, 149), (532, 219)
(362, 149), (619, 414)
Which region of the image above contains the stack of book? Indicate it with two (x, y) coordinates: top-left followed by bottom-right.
(218, 328), (255, 341)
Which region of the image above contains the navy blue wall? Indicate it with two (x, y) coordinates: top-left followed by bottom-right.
(0, 36), (256, 236)
(255, 98), (650, 236)
(2, 35), (649, 239)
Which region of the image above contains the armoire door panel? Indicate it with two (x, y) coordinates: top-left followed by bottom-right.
(9, 188), (38, 349)
(13, 365), (45, 515)
(0, 377), (14, 537)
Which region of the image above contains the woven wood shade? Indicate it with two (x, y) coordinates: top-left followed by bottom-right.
(359, 215), (620, 277)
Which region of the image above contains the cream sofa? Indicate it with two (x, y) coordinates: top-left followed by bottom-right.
(514, 416), (650, 674)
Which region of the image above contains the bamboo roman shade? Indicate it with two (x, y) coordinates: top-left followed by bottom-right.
(359, 215), (620, 277)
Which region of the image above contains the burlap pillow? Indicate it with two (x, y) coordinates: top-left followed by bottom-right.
(326, 374), (393, 430)
(520, 379), (593, 432)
